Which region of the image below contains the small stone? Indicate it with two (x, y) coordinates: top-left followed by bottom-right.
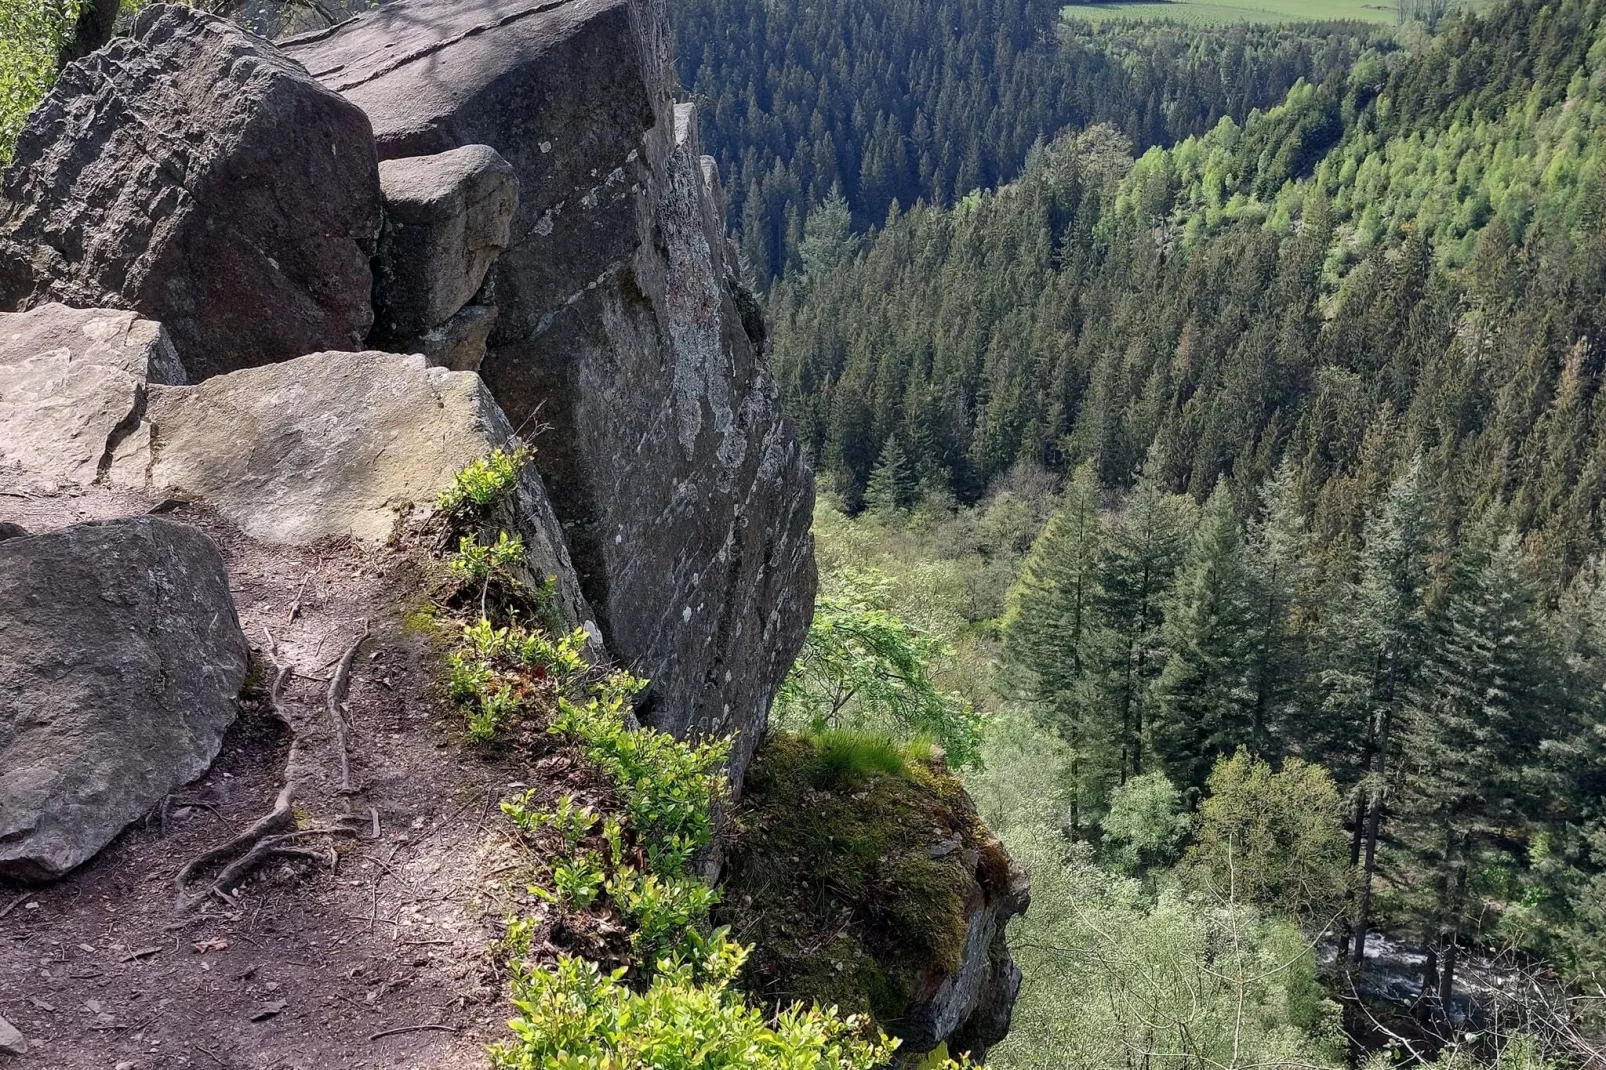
(0, 1016), (25, 1055)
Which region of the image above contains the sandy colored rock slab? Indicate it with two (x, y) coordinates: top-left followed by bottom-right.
(107, 349), (596, 637)
(0, 303), (181, 486)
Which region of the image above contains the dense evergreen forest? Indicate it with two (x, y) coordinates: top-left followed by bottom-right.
(772, 0), (1606, 568)
(752, 0), (1606, 1063)
(671, 0), (1382, 282)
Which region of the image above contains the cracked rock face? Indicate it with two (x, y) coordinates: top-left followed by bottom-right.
(0, 516), (249, 883)
(0, 304), (183, 486)
(286, 0), (816, 786)
(0, 4), (382, 381)
(910, 857), (1031, 1058)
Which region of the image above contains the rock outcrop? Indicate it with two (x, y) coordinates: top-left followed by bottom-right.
(0, 516), (249, 882)
(907, 859), (1031, 1058)
(106, 349), (596, 635)
(0, 0), (1025, 1054)
(372, 144), (518, 369)
(718, 733), (1029, 1062)
(286, 0), (816, 782)
(0, 303), (182, 485)
(0, 5), (381, 381)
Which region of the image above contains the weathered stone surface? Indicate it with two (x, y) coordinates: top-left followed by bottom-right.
(411, 303), (498, 373)
(0, 5), (382, 381)
(288, 0), (815, 785)
(0, 516), (249, 882)
(373, 145), (517, 341)
(107, 350), (595, 635)
(916, 857), (1030, 1059)
(284, 0), (661, 347)
(0, 304), (183, 486)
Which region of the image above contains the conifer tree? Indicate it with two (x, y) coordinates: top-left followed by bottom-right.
(863, 437), (918, 516)
(1089, 458), (1197, 787)
(799, 187), (859, 284)
(1243, 462), (1314, 757)
(1152, 481), (1258, 795)
(1322, 457), (1436, 963)
(1004, 463), (1103, 832)
(1399, 522), (1550, 1010)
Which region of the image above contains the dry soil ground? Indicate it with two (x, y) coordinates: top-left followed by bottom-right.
(0, 481), (552, 1070)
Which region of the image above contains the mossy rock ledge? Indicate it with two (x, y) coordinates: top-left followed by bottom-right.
(717, 732), (1030, 1063)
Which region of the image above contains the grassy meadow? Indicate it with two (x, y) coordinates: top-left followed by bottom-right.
(1061, 0), (1397, 24)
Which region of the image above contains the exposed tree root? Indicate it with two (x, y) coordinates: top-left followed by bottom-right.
(327, 620), (369, 795)
(175, 630), (354, 910)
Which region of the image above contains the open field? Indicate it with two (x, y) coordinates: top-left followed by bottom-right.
(1062, 0), (1398, 24)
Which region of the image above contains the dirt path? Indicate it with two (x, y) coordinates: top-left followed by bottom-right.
(0, 485), (533, 1070)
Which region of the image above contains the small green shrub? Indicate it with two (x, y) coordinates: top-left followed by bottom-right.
(547, 854), (607, 908)
(491, 937), (895, 1070)
(436, 446), (531, 516)
(482, 637), (906, 1070)
(552, 675), (729, 875)
(448, 530), (525, 585)
(446, 621), (590, 742)
(503, 792), (598, 846)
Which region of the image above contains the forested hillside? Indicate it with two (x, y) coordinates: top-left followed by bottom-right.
(671, 0), (1381, 281)
(758, 0), (1606, 1061)
(773, 0), (1606, 574)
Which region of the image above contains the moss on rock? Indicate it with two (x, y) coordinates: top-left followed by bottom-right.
(715, 729), (1012, 1049)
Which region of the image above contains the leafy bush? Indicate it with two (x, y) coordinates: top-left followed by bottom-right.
(492, 937), (894, 1070)
(982, 828), (1346, 1070)
(1186, 750), (1353, 923)
(551, 674), (729, 875)
(448, 530), (525, 585)
(0, 0), (77, 165)
(778, 570), (984, 769)
(1101, 772), (1190, 875)
(446, 621), (588, 742)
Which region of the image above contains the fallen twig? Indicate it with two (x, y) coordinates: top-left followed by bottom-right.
(0, 891), (32, 920)
(369, 1023), (458, 1041)
(287, 570), (313, 624)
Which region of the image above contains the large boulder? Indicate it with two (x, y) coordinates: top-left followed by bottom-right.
(372, 145), (518, 349)
(106, 349), (596, 637)
(0, 5), (382, 381)
(0, 303), (183, 485)
(286, 0), (816, 784)
(0, 516), (249, 882)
